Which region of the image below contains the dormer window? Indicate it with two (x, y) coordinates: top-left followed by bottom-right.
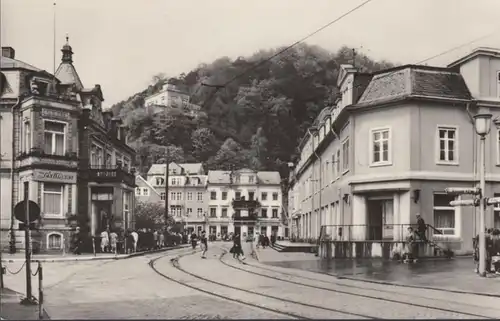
(155, 177), (165, 186)
(249, 175), (254, 183)
(497, 71), (500, 98)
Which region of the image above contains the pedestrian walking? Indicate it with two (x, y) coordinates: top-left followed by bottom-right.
(159, 230), (165, 249)
(131, 230), (138, 253)
(231, 233), (246, 260)
(110, 230), (118, 254)
(190, 232), (198, 250)
(100, 230), (109, 253)
(200, 231), (208, 259)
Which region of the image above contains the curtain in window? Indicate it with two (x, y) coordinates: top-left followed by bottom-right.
(44, 132), (53, 154)
(43, 183), (63, 215)
(434, 210), (455, 228)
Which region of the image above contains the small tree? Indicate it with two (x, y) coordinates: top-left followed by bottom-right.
(134, 201), (166, 230)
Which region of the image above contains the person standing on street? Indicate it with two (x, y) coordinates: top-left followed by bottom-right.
(190, 231), (198, 250)
(109, 230), (118, 254)
(131, 230), (139, 253)
(200, 231), (208, 259)
(416, 213), (427, 242)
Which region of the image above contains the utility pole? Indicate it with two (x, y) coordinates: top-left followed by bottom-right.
(21, 182), (35, 304)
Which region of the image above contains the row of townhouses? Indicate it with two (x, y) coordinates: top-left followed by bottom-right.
(136, 163), (287, 238)
(0, 40), (136, 253)
(288, 47), (500, 256)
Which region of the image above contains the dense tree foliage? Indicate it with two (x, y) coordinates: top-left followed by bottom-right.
(111, 44), (394, 177)
(134, 201), (166, 230)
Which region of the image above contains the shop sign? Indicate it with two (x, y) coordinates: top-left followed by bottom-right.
(33, 169), (77, 184)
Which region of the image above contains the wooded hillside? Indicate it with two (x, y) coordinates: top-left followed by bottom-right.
(110, 44), (394, 178)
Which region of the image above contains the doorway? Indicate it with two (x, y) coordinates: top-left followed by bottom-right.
(92, 201), (112, 235)
(366, 198), (394, 240)
(234, 226), (241, 236)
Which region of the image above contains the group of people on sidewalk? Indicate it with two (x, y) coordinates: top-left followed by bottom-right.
(473, 228), (500, 275)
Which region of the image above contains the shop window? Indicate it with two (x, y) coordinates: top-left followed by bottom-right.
(47, 233), (63, 250)
(42, 183), (63, 217)
(23, 121), (31, 153)
(44, 121), (65, 156)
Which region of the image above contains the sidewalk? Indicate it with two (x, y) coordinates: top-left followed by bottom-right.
(254, 247), (500, 297)
(1, 244), (189, 263)
(0, 287), (49, 320)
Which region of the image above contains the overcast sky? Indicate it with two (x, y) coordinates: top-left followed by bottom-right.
(2, 0), (500, 108)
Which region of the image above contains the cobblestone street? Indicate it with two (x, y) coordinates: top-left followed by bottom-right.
(2, 243), (499, 319)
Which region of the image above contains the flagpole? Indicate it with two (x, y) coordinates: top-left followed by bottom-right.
(53, 1), (57, 82)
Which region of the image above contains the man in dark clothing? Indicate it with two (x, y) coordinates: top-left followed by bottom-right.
(200, 231), (208, 259)
(190, 232), (198, 250)
(416, 213), (427, 242)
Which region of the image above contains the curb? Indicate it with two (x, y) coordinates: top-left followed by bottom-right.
(1, 245), (190, 263)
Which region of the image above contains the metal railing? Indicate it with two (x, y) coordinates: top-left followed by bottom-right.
(319, 224), (443, 242)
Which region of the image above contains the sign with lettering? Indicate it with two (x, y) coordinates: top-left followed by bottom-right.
(33, 169), (77, 184)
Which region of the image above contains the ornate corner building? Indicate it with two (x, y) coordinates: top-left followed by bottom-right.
(0, 39), (136, 253)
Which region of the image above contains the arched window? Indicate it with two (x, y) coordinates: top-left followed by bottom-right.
(47, 232), (63, 250)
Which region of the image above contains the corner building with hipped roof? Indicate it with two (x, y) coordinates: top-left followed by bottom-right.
(0, 38), (136, 253)
(288, 47), (500, 258)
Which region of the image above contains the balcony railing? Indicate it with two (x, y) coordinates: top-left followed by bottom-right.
(318, 224), (444, 242)
(231, 198), (261, 209)
(88, 166), (136, 186)
(17, 148), (78, 161)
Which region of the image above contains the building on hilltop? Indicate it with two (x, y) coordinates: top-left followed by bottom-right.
(0, 38), (136, 254)
(289, 47), (500, 258)
(144, 80), (201, 117)
(146, 162), (208, 234)
(207, 169), (286, 238)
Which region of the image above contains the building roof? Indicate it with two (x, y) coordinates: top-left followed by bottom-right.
(135, 175), (161, 196)
(207, 170), (281, 185)
(355, 65), (471, 108)
(0, 56), (41, 72)
(55, 62), (84, 90)
(447, 47), (500, 68)
(147, 162), (204, 176)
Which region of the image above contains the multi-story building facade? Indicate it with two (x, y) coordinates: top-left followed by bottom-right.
(135, 175), (162, 204)
(146, 162), (208, 234)
(207, 169), (285, 238)
(0, 39), (136, 253)
(144, 81), (201, 117)
(289, 47), (500, 255)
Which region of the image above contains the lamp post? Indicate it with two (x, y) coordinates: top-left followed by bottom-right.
(473, 113), (492, 277)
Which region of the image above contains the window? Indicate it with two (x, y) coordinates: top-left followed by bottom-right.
(197, 208), (203, 217)
(249, 176), (254, 183)
(261, 208), (268, 218)
(210, 208), (217, 218)
(105, 152), (112, 168)
(160, 192), (166, 200)
(342, 139), (349, 172)
(493, 194), (500, 229)
(135, 187), (141, 196)
(90, 145), (103, 167)
(222, 192), (227, 200)
(23, 121), (31, 153)
(235, 176), (240, 183)
(176, 192), (182, 200)
(272, 193), (278, 201)
(248, 192), (255, 200)
(336, 150), (341, 175)
(272, 209), (278, 218)
(261, 192), (268, 201)
(123, 191), (131, 228)
(170, 205), (181, 217)
(437, 127), (458, 163)
(171, 178), (179, 186)
(235, 192), (241, 200)
(331, 153), (337, 180)
(155, 177), (165, 186)
(47, 233), (62, 249)
(187, 192), (193, 200)
(44, 121), (65, 156)
(210, 191), (217, 200)
(197, 192), (203, 201)
(433, 193), (457, 235)
(170, 192), (175, 201)
(497, 71), (500, 98)
(42, 183), (63, 217)
(370, 128), (391, 165)
(221, 208), (228, 217)
(123, 159), (130, 171)
(142, 188), (149, 196)
(186, 208), (193, 216)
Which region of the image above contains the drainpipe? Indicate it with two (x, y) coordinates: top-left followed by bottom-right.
(312, 146), (322, 240)
(9, 96), (21, 254)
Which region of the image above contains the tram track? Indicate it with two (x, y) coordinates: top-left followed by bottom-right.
(217, 247), (499, 319)
(148, 249), (376, 319)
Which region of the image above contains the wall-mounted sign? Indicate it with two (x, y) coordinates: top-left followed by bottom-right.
(33, 169), (77, 184)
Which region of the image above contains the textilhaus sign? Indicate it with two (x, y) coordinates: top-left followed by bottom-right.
(33, 169), (77, 184)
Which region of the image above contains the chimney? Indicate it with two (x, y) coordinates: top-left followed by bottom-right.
(2, 47), (15, 59)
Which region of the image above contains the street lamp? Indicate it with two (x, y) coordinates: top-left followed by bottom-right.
(473, 113), (493, 277)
